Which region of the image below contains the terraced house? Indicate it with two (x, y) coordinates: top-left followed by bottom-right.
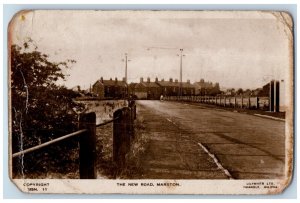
(156, 78), (194, 96)
(134, 77), (162, 99)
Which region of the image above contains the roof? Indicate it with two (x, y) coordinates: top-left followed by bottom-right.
(194, 81), (213, 88)
(140, 82), (160, 88)
(129, 83), (137, 88)
(181, 82), (195, 88)
(94, 79), (127, 87)
(156, 81), (180, 87)
(156, 81), (194, 88)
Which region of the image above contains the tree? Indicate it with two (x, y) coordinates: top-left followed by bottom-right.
(236, 88), (244, 95)
(11, 41), (84, 177)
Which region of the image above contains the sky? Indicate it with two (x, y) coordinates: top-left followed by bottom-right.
(10, 10), (292, 90)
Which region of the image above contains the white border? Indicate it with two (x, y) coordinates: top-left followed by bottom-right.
(1, 1), (298, 200)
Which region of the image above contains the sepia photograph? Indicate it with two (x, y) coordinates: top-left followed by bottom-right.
(8, 10), (294, 194)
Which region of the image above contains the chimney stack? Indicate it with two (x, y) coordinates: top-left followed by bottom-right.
(187, 79), (190, 84)
(147, 77), (150, 83)
(140, 77), (143, 83)
(100, 77), (103, 83)
(110, 78), (112, 81)
(122, 77), (126, 82)
(169, 78), (173, 82)
(161, 78), (164, 82)
(115, 77), (118, 82)
(175, 79), (178, 83)
(155, 77), (158, 82)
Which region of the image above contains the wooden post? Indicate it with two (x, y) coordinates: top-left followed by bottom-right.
(124, 107), (132, 147)
(248, 97), (251, 109)
(256, 97), (259, 109)
(79, 112), (96, 179)
(234, 96), (236, 108)
(215, 96), (217, 105)
(133, 104), (136, 120)
(224, 97), (226, 107)
(113, 109), (125, 167)
(241, 96), (243, 108)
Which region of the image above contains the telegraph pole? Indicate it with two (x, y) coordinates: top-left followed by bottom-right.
(125, 53), (128, 84)
(179, 49), (185, 96)
(123, 53), (131, 98)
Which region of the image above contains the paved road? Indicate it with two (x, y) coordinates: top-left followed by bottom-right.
(134, 100), (285, 179)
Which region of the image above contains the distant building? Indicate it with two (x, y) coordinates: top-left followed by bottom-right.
(156, 78), (180, 96)
(194, 79), (220, 96)
(92, 80), (104, 98)
(134, 77), (162, 99)
(181, 80), (195, 96)
(154, 78), (194, 96)
(128, 82), (137, 97)
(92, 77), (127, 99)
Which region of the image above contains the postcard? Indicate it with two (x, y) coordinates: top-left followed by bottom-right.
(8, 10), (294, 194)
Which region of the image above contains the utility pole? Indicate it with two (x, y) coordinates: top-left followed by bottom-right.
(122, 53), (131, 98)
(125, 53), (128, 84)
(178, 49), (185, 96)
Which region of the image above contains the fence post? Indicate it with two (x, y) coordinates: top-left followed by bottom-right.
(241, 96), (243, 108)
(113, 109), (125, 167)
(234, 96), (236, 108)
(256, 97), (259, 109)
(79, 112), (96, 179)
(124, 107), (131, 151)
(133, 104), (136, 120)
(248, 97), (251, 109)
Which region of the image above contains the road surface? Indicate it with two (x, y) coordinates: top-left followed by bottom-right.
(134, 100), (286, 179)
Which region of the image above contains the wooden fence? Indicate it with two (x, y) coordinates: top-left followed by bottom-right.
(12, 100), (136, 179)
(164, 96), (269, 110)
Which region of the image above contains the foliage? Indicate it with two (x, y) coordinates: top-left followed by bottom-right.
(236, 88), (244, 95)
(11, 42), (84, 178)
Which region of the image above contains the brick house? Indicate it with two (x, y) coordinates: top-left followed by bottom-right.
(155, 78), (179, 96)
(134, 77), (162, 99)
(194, 79), (220, 96)
(155, 78), (195, 96)
(92, 80), (105, 99)
(181, 80), (195, 96)
(92, 77), (127, 99)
